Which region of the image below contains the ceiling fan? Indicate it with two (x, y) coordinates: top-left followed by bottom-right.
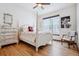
(33, 3), (50, 9)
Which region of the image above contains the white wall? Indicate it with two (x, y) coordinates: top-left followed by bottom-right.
(0, 4), (17, 27)
(77, 4), (79, 47)
(0, 4), (36, 29)
(38, 5), (76, 34)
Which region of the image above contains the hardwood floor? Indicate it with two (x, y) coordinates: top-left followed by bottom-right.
(0, 41), (78, 56)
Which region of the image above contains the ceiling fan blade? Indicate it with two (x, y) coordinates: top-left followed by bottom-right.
(36, 3), (50, 5)
(33, 3), (50, 9)
(33, 4), (38, 9)
(41, 3), (50, 5)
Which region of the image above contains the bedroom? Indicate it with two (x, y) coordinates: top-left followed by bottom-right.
(0, 3), (79, 56)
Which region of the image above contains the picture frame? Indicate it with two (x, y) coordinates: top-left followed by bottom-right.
(61, 16), (71, 28)
(3, 13), (13, 26)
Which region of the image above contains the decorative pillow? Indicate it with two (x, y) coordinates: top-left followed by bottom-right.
(28, 26), (33, 32)
(22, 25), (28, 32)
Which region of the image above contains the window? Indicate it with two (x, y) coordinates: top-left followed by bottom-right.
(42, 15), (60, 34)
(51, 16), (60, 35)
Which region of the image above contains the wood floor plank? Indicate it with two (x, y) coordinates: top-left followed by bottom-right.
(0, 41), (78, 56)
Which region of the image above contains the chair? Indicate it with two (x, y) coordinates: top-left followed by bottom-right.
(61, 31), (79, 53)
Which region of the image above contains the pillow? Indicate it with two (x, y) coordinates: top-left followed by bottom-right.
(28, 26), (33, 32)
(21, 25), (28, 32)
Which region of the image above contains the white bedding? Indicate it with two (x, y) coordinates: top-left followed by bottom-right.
(20, 28), (52, 51)
(20, 32), (36, 43)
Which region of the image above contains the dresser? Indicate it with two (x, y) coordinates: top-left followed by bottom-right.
(0, 27), (19, 48)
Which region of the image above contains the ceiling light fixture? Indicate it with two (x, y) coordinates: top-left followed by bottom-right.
(33, 3), (50, 9)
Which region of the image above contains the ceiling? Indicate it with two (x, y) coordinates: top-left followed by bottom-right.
(0, 3), (75, 15)
(17, 3), (75, 15)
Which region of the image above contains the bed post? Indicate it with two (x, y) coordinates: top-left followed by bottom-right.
(35, 11), (39, 52)
(36, 47), (38, 52)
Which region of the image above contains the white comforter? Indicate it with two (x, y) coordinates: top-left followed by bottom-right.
(20, 31), (52, 51)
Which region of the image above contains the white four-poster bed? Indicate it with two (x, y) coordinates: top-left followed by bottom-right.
(20, 9), (52, 52)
